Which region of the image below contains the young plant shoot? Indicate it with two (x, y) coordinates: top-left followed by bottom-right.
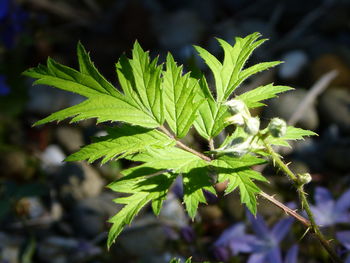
(24, 33), (342, 262)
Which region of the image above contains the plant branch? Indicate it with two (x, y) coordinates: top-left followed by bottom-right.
(261, 138), (343, 263)
(159, 126), (211, 162)
(258, 191), (310, 228)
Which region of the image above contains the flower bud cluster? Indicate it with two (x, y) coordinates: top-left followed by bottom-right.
(267, 118), (287, 138)
(225, 99), (260, 136)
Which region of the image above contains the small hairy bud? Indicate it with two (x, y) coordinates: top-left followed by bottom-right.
(268, 118), (287, 137)
(244, 117), (260, 136)
(224, 99), (246, 114)
(226, 114), (244, 126)
(298, 173), (312, 185)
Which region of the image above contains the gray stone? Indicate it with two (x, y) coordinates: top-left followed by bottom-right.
(40, 145), (66, 172)
(55, 127), (84, 153)
(319, 88), (350, 133)
(159, 192), (187, 228)
(55, 162), (105, 206)
(263, 89), (319, 130)
(71, 192), (120, 238)
(26, 84), (84, 115)
(37, 236), (102, 263)
(0, 233), (22, 263)
(116, 214), (168, 257)
(279, 50), (308, 80)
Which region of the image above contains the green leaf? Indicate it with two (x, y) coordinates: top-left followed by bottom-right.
(266, 126), (318, 147)
(163, 53), (205, 138)
(24, 42), (162, 128)
(107, 171), (176, 248)
(194, 76), (230, 140)
(128, 147), (215, 219)
(33, 95), (160, 127)
(194, 32), (281, 101)
(237, 84), (293, 108)
(65, 124), (175, 164)
(128, 146), (206, 173)
(116, 41), (164, 124)
(212, 155), (267, 215)
(183, 161), (216, 219)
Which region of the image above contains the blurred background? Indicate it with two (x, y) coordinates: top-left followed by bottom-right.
(0, 0), (350, 262)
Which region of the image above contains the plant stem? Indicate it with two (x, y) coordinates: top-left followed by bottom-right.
(258, 191), (310, 228)
(209, 139), (215, 151)
(159, 126), (211, 162)
(262, 139), (342, 263)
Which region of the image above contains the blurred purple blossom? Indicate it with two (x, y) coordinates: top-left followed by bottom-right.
(0, 0), (28, 48)
(213, 222), (256, 260)
(0, 75), (10, 95)
(180, 225), (196, 243)
(310, 187), (350, 227)
(336, 231), (350, 263)
(284, 245), (299, 263)
(246, 212), (294, 263)
(213, 214), (296, 263)
(0, 0), (9, 19)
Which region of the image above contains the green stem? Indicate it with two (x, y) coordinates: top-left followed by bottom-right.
(262, 138), (342, 263)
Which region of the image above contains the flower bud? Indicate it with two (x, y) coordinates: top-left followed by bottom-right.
(224, 99), (246, 114)
(298, 173), (312, 185)
(226, 114), (244, 126)
(244, 117), (260, 136)
(268, 118), (287, 137)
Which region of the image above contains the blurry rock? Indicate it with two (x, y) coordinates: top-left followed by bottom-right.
(55, 162), (105, 206)
(15, 197), (45, 219)
(198, 205), (223, 223)
(311, 54), (350, 89)
(0, 151), (36, 180)
(152, 9), (204, 49)
(40, 145), (66, 172)
(278, 50), (308, 80)
(263, 89), (319, 130)
(37, 237), (102, 263)
(71, 192), (119, 238)
(319, 88), (350, 133)
(116, 214), (167, 258)
(55, 127), (84, 153)
(159, 192), (187, 228)
(26, 84), (84, 114)
(0, 233), (22, 263)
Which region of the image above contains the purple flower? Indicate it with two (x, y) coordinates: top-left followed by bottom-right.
(284, 245), (299, 263)
(0, 0), (28, 48)
(336, 231), (350, 263)
(0, 75), (10, 95)
(213, 222), (256, 260)
(0, 0), (9, 19)
(213, 214), (296, 263)
(246, 212), (294, 263)
(180, 225), (196, 242)
(310, 187), (350, 227)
